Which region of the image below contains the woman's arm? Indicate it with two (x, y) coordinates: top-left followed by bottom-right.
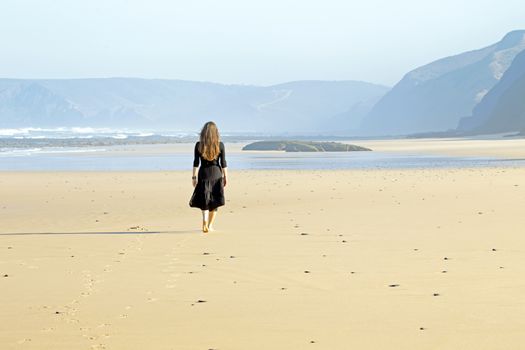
(222, 167), (228, 187)
(220, 142), (228, 187)
(192, 142), (200, 187)
(192, 166), (198, 187)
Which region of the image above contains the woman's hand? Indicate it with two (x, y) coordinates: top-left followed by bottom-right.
(192, 178), (197, 188)
(223, 176), (227, 187)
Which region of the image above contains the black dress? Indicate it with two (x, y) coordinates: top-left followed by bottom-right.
(189, 141), (227, 211)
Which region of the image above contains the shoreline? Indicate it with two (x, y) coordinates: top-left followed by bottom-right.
(3, 137), (525, 158)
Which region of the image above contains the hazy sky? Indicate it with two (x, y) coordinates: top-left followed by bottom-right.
(0, 0), (523, 86)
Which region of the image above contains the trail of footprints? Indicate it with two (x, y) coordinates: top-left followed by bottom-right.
(44, 234), (147, 349)
(80, 234), (193, 347)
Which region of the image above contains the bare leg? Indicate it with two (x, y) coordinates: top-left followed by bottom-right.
(202, 210), (209, 233)
(208, 209), (217, 231)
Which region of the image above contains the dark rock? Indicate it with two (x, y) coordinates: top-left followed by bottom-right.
(242, 140), (372, 152)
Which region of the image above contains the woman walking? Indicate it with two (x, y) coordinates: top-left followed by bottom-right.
(189, 121), (228, 233)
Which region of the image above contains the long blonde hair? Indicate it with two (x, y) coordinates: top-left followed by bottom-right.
(198, 121), (220, 161)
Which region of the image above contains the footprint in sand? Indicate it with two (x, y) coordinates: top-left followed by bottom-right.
(89, 341), (108, 349)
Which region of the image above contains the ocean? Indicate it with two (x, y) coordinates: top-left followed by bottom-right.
(2, 127), (525, 171)
(2, 145), (525, 171)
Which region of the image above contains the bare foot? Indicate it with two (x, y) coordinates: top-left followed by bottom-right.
(202, 221), (209, 233)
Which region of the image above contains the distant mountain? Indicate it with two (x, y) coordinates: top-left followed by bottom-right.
(0, 78), (388, 133)
(360, 30), (525, 136)
(458, 49), (525, 134)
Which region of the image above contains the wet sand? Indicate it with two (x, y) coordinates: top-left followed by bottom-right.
(1, 164), (525, 349)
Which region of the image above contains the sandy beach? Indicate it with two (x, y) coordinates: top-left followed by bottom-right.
(357, 137), (525, 159)
(1, 139), (525, 349)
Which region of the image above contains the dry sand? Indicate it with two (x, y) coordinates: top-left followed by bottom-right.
(356, 137), (525, 159)
(1, 139), (525, 349)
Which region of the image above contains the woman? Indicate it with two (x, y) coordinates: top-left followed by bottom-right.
(189, 121), (228, 233)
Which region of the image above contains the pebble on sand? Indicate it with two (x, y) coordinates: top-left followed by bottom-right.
(388, 284), (399, 287)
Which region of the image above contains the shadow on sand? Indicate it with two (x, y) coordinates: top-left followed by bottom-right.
(0, 230), (202, 236)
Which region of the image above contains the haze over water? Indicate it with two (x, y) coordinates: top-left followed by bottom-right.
(2, 143), (524, 171)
